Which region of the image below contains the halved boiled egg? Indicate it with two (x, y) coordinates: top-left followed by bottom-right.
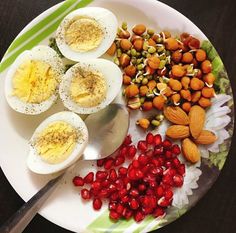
(56, 7), (118, 61)
(4, 45), (64, 115)
(59, 59), (122, 114)
(27, 111), (88, 174)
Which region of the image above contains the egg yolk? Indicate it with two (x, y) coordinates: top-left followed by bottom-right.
(12, 60), (59, 104)
(34, 121), (79, 164)
(70, 68), (107, 107)
(65, 16), (104, 52)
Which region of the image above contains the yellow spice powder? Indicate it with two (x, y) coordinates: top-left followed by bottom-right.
(34, 121), (78, 164)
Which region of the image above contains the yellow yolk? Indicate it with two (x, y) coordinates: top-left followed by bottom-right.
(70, 69), (107, 107)
(65, 16), (103, 52)
(34, 121), (78, 164)
(12, 60), (59, 104)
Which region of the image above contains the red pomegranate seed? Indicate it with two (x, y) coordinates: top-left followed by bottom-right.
(166, 168), (177, 176)
(132, 160), (139, 168)
(129, 198), (139, 210)
(149, 196), (157, 209)
(146, 132), (154, 144)
(172, 158), (181, 167)
(142, 207), (153, 215)
(154, 147), (163, 156)
(165, 150), (172, 159)
(123, 177), (131, 186)
(114, 155), (125, 166)
(109, 169), (117, 182)
(158, 197), (170, 207)
(153, 207), (165, 218)
(123, 134), (132, 145)
(128, 145), (137, 158)
(146, 188), (155, 196)
(99, 189), (109, 198)
(118, 188), (128, 198)
(115, 179), (124, 190)
(137, 141), (147, 151)
(108, 184), (117, 193)
(116, 203), (125, 214)
(162, 139), (172, 148)
(120, 147), (128, 157)
(138, 184), (147, 192)
(157, 157), (165, 166)
(72, 176), (84, 186)
(124, 209), (133, 219)
(134, 211), (145, 222)
(138, 154), (149, 166)
(97, 158), (106, 167)
(177, 164), (186, 176)
(149, 180), (157, 188)
(165, 160), (172, 168)
(173, 174), (184, 187)
(128, 168), (137, 180)
(171, 144), (181, 155)
(135, 169), (144, 179)
(109, 210), (120, 221)
(121, 195), (130, 203)
(162, 174), (173, 186)
(104, 158), (114, 170)
(130, 188), (139, 197)
(96, 171), (108, 180)
(101, 179), (110, 188)
(142, 163), (155, 174)
(84, 172), (94, 184)
(153, 134), (162, 146)
(81, 189), (91, 200)
(109, 201), (117, 210)
(110, 192), (119, 201)
(155, 186), (165, 197)
(91, 181), (101, 191)
(93, 198), (102, 210)
(145, 149), (154, 158)
(165, 189), (173, 200)
(118, 167), (128, 176)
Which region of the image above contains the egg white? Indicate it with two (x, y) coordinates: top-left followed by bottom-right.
(4, 45), (64, 115)
(56, 7), (118, 61)
(59, 59), (122, 114)
(27, 111), (88, 174)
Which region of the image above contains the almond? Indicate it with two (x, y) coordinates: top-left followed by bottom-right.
(164, 106), (189, 125)
(194, 130), (217, 145)
(182, 138), (200, 163)
(189, 105), (205, 139)
(166, 125), (190, 139)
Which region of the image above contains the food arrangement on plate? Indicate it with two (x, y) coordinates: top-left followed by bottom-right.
(0, 0), (234, 232)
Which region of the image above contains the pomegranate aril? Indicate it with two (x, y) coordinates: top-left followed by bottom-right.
(145, 149), (154, 158)
(155, 186), (165, 197)
(84, 172), (94, 184)
(153, 207), (165, 218)
(101, 179), (110, 188)
(116, 203), (125, 214)
(172, 158), (181, 168)
(99, 189), (109, 198)
(118, 188), (128, 198)
(157, 157), (165, 166)
(162, 174), (173, 186)
(73, 176), (84, 186)
(135, 169), (144, 179)
(165, 189), (173, 200)
(119, 147), (128, 157)
(165, 150), (172, 159)
(158, 197), (170, 207)
(162, 139), (172, 148)
(121, 195), (130, 203)
(115, 179), (124, 190)
(130, 188), (139, 197)
(123, 134), (132, 145)
(109, 201), (117, 210)
(128, 145), (137, 158)
(91, 181), (101, 191)
(96, 171), (108, 180)
(142, 207), (153, 215)
(173, 174), (184, 187)
(104, 158), (114, 170)
(118, 167), (128, 176)
(138, 154), (149, 166)
(110, 192), (119, 201)
(129, 199), (139, 210)
(138, 184), (147, 192)
(149, 180), (157, 188)
(154, 147), (163, 156)
(128, 168), (137, 180)
(124, 209), (133, 219)
(109, 210), (120, 221)
(177, 164), (186, 176)
(93, 198), (102, 210)
(146, 188), (155, 195)
(146, 132), (154, 144)
(166, 168), (177, 176)
(137, 140), (147, 151)
(149, 196), (157, 209)
(171, 144), (181, 155)
(97, 158), (106, 167)
(153, 134), (162, 146)
(114, 155), (125, 166)
(109, 169), (117, 182)
(132, 160), (140, 168)
(165, 160), (172, 168)
(108, 184), (117, 193)
(134, 211), (145, 222)
(81, 189), (91, 200)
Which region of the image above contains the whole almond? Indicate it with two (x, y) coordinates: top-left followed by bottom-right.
(166, 125), (190, 139)
(194, 130), (217, 145)
(189, 105), (205, 139)
(182, 138), (200, 163)
(164, 106), (189, 125)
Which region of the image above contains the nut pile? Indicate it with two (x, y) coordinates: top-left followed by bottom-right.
(164, 105), (217, 163)
(73, 134), (185, 222)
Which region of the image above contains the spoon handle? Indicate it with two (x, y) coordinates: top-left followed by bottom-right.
(0, 173), (65, 233)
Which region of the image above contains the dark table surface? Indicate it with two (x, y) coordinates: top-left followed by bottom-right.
(0, 0), (236, 233)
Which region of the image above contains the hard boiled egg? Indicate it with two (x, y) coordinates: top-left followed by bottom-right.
(27, 111), (88, 174)
(56, 7), (118, 61)
(59, 59), (122, 114)
(4, 45), (64, 115)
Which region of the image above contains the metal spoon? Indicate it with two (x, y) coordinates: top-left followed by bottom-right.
(0, 103), (129, 233)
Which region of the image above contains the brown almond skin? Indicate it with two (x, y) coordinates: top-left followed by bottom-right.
(166, 125), (190, 139)
(164, 106), (189, 125)
(189, 105), (205, 139)
(194, 130), (217, 145)
(182, 138), (201, 163)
